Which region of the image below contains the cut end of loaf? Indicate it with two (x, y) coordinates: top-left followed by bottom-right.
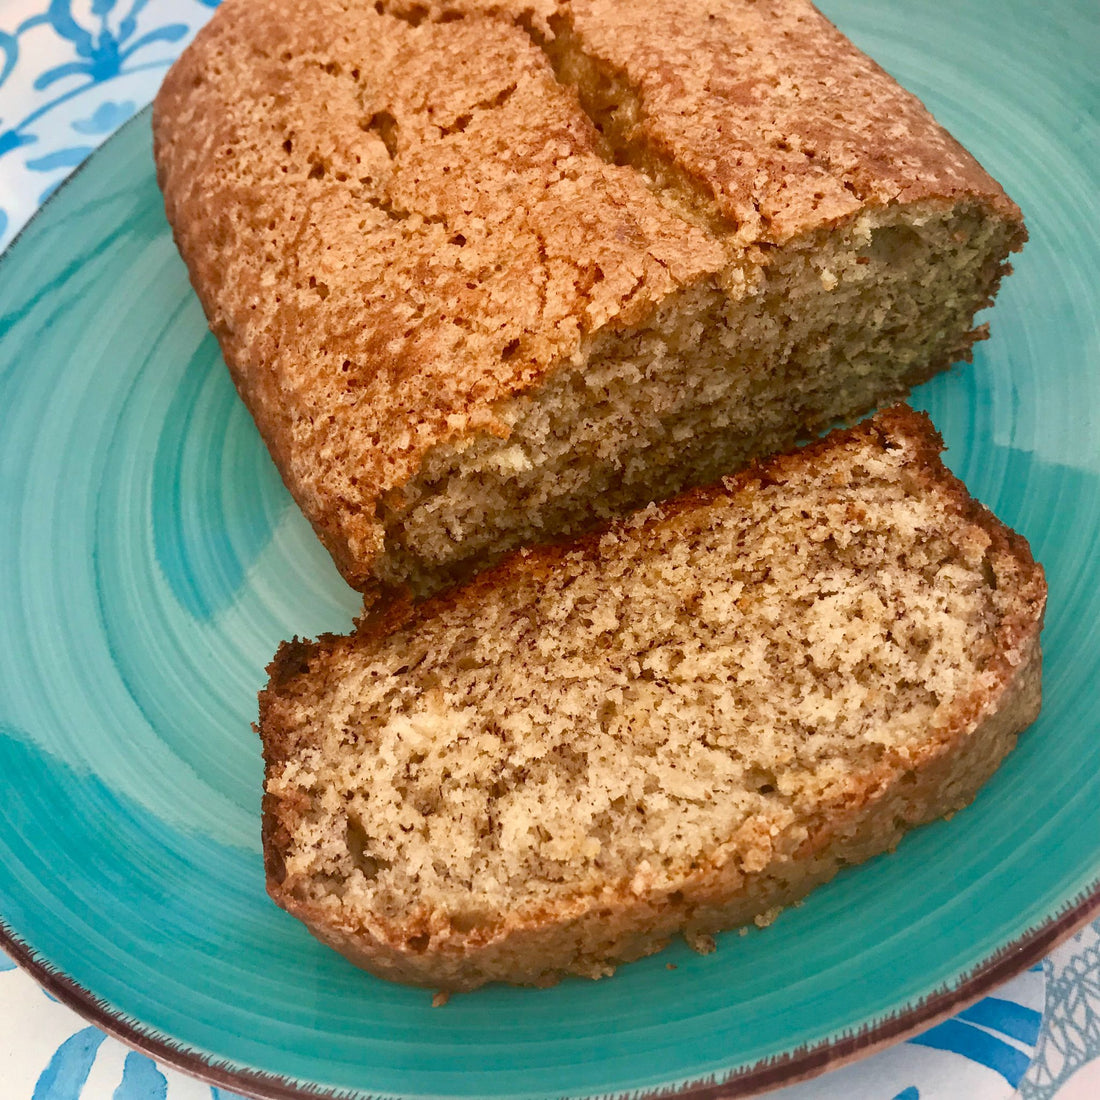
(376, 202), (1023, 596)
(259, 406), (1046, 990)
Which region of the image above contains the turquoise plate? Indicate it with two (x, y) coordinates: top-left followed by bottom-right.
(1, 0), (1098, 1096)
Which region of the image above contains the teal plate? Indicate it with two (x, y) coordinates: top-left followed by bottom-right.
(1, 0), (1098, 1096)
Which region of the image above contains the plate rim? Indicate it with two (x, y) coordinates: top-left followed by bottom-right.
(3, 890), (1098, 1100)
(1, 106), (1098, 1100)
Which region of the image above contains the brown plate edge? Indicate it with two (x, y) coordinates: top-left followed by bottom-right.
(2, 880), (1099, 1100)
(664, 881), (1100, 1098)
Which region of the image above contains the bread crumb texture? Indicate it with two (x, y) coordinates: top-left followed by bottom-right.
(154, 0), (1025, 595)
(259, 407), (1046, 990)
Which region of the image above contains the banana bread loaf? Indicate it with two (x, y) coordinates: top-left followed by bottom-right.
(258, 406), (1046, 990)
(153, 0), (1025, 598)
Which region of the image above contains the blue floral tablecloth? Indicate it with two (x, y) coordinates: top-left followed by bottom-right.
(2, 1), (1099, 1097)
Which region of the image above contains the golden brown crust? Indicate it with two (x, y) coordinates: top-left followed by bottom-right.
(155, 0), (1025, 592)
(153, 0), (725, 588)
(540, 0), (1025, 244)
(258, 406), (1047, 990)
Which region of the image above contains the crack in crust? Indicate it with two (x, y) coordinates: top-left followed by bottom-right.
(152, 0), (1026, 596)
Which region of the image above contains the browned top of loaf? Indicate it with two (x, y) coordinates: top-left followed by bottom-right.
(154, 0), (1021, 586)
(154, 0), (726, 582)
(531, 0), (1020, 242)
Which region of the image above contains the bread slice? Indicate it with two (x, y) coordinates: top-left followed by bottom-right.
(258, 406), (1046, 991)
(154, 0), (1025, 598)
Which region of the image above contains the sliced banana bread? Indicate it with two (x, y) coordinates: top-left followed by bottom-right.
(154, 0), (1025, 597)
(258, 406), (1046, 990)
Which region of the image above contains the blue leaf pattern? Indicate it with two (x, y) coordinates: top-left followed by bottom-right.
(26, 145), (94, 170)
(0, 0), (223, 249)
(35, 60), (100, 89)
(116, 0), (155, 46)
(909, 1018), (1032, 1087)
(71, 99), (136, 133)
(33, 1028), (106, 1099)
(957, 996), (1042, 1046)
(0, 27), (19, 87)
(118, 23), (189, 59)
(112, 1052), (167, 1100)
(42, 0), (93, 53)
(0, 128), (36, 155)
